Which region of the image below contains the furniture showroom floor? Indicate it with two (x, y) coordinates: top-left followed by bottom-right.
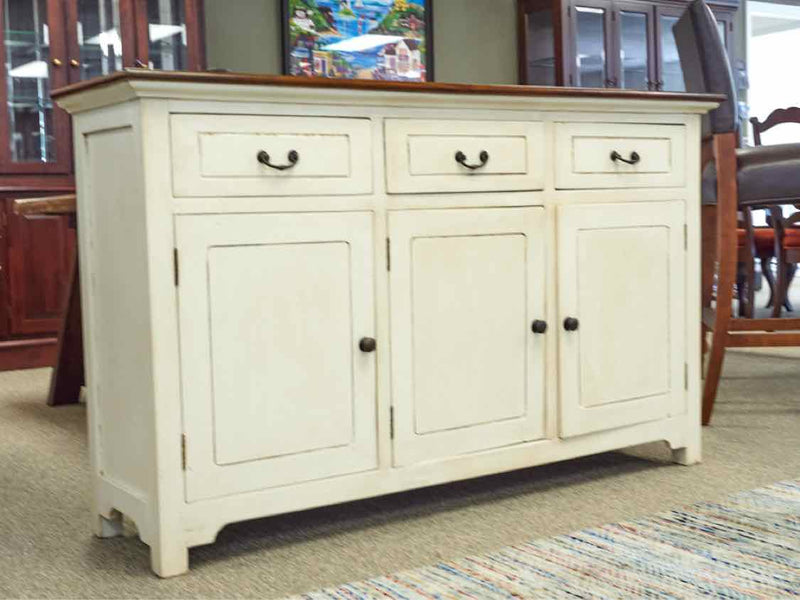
(1, 348), (799, 599)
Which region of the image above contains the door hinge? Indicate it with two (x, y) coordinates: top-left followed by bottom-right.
(181, 434), (187, 470)
(684, 363), (689, 390)
(386, 237), (391, 271)
(389, 406), (395, 439)
(173, 248), (179, 286)
(684, 224), (688, 250)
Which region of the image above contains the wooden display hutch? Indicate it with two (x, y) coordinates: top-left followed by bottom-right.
(0, 0), (204, 370)
(517, 0), (738, 90)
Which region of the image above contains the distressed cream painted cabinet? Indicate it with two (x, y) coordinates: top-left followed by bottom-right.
(53, 72), (718, 578)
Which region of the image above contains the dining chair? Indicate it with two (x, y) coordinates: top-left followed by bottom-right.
(674, 0), (800, 425)
(750, 108), (800, 314)
(736, 208), (773, 318)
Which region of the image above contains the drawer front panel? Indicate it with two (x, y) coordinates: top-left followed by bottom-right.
(385, 120), (545, 194)
(171, 114), (373, 197)
(555, 123), (686, 189)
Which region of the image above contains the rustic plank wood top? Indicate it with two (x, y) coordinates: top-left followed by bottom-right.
(12, 194), (77, 215)
(51, 68), (726, 104)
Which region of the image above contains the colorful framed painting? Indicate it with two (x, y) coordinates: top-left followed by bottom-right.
(282, 0), (434, 82)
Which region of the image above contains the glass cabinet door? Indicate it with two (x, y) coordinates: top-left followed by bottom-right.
(522, 7), (557, 86)
(656, 8), (685, 92)
(134, 0), (203, 71)
(573, 3), (613, 88)
(144, 0), (186, 70)
(712, 9), (734, 60)
(72, 0), (124, 80)
(616, 4), (654, 90)
(1, 0), (69, 171)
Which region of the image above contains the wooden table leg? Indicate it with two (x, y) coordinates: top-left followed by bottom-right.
(47, 251), (84, 406)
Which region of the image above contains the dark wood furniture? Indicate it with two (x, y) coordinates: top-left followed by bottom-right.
(518, 0), (737, 90)
(675, 0), (800, 426)
(751, 107), (800, 146)
(735, 210), (772, 319)
(750, 108), (800, 315)
(766, 208), (800, 315)
(0, 0), (205, 371)
(13, 194), (83, 405)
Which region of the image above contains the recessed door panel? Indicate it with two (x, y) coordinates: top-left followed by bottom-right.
(208, 241), (355, 466)
(390, 207), (547, 467)
(177, 212), (377, 502)
(558, 201), (685, 437)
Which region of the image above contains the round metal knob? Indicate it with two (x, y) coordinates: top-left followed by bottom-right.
(563, 317), (579, 332)
(531, 320), (548, 334)
(51, 58), (63, 67)
(69, 59), (80, 67)
(359, 337), (376, 353)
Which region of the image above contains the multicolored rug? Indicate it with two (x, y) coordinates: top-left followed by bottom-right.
(296, 479), (800, 599)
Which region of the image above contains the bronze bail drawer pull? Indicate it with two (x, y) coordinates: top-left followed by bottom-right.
(455, 150), (490, 170)
(257, 149), (300, 171)
(610, 150), (641, 165)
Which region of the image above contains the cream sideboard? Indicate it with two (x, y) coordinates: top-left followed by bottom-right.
(53, 71), (719, 577)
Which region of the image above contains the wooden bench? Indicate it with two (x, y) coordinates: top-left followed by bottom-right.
(12, 194), (82, 406)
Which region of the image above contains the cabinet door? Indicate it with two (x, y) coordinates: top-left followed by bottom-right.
(6, 208), (74, 335)
(571, 0), (615, 88)
(176, 212), (377, 502)
(711, 8), (735, 62)
(132, 0), (205, 71)
(613, 2), (656, 91)
(0, 0), (72, 174)
(518, 0), (563, 86)
(655, 6), (686, 92)
(389, 208), (547, 467)
(558, 201), (685, 438)
(65, 0), (132, 82)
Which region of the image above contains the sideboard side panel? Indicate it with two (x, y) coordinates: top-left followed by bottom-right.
(73, 102), (158, 542)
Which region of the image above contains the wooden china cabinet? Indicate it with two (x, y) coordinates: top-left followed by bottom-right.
(0, 0), (204, 370)
(518, 0), (738, 90)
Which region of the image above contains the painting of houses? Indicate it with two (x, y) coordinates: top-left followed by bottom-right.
(283, 0), (432, 81)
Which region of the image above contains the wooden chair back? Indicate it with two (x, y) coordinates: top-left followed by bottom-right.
(750, 107), (800, 146)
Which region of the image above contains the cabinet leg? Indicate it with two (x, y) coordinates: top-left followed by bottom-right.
(95, 511), (124, 538)
(150, 540), (190, 578)
(672, 445), (701, 466)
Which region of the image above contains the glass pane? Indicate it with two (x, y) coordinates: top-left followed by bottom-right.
(525, 9), (556, 85)
(147, 0), (187, 71)
(3, 0), (55, 163)
(717, 20), (726, 47)
(659, 15), (685, 92)
(575, 6), (606, 88)
(620, 11), (649, 90)
(77, 0), (122, 80)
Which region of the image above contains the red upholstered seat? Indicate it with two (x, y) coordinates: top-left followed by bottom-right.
(737, 227), (800, 250)
(784, 229), (800, 247)
(737, 228), (775, 251)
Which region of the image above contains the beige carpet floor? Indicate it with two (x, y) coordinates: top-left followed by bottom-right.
(1, 349), (799, 599)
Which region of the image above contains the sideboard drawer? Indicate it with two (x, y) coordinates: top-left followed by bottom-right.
(555, 123), (686, 190)
(171, 114), (373, 197)
(385, 119), (545, 194)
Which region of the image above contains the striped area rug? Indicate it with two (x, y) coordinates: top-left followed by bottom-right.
(297, 479), (800, 599)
